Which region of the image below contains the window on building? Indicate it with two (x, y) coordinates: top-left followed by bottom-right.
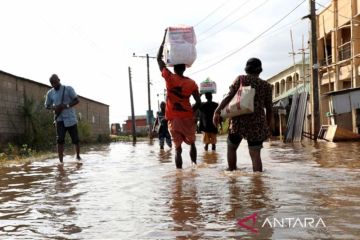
(339, 25), (351, 61)
(320, 34), (332, 66)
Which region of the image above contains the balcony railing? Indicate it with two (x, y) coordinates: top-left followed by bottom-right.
(338, 42), (351, 61)
(319, 55), (332, 67)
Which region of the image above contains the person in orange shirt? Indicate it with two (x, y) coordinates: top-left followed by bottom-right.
(157, 29), (201, 169)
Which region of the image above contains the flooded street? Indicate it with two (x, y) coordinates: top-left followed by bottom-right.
(1, 135), (360, 239)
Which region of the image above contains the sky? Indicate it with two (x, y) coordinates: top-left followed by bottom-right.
(0, 0), (330, 125)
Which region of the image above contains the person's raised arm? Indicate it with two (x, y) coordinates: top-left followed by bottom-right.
(157, 29), (167, 72)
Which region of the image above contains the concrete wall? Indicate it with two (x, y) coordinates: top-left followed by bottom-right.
(0, 70), (109, 143)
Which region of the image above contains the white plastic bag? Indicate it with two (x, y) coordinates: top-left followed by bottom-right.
(220, 77), (255, 118)
(163, 25), (197, 67)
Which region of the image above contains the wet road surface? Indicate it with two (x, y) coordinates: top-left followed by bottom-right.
(0, 135), (360, 239)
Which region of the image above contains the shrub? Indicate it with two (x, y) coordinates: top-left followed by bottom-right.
(77, 120), (92, 143)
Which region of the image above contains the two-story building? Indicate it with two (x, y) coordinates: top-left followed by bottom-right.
(317, 0), (360, 135)
(267, 62), (311, 140)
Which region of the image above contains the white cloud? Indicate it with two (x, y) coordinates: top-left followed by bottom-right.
(0, 0), (331, 124)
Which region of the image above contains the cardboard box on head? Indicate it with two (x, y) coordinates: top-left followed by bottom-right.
(163, 25), (197, 67)
(200, 79), (217, 94)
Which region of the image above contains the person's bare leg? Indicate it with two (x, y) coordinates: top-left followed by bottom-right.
(58, 144), (64, 163)
(190, 143), (197, 164)
(204, 144), (208, 151)
(249, 148), (262, 172)
(227, 144), (238, 171)
(175, 147), (182, 169)
(75, 144), (81, 160)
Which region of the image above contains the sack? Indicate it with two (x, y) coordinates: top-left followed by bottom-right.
(220, 76), (255, 118)
(163, 25), (197, 67)
(200, 80), (217, 94)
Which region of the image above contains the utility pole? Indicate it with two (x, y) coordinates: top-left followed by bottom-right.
(308, 0), (321, 140)
(301, 34), (306, 87)
(289, 30), (297, 88)
(133, 53), (156, 139)
(128, 67), (136, 143)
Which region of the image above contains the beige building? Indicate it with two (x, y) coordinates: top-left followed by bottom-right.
(267, 63), (311, 138)
(317, 0), (360, 133)
(0, 70), (109, 143)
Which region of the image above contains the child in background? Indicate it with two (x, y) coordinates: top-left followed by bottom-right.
(153, 101), (172, 150)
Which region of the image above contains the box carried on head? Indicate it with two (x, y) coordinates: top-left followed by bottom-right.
(163, 25), (197, 67)
(200, 78), (217, 94)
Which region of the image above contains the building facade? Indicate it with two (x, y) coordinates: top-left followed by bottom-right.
(0, 70), (109, 143)
(317, 0), (360, 133)
(122, 115), (149, 135)
(267, 63), (311, 138)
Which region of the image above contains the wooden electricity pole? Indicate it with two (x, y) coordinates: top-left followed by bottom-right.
(133, 53), (156, 139)
(128, 66), (136, 142)
(309, 0), (321, 140)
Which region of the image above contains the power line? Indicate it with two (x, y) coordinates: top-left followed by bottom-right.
(139, 0), (258, 55)
(197, 0), (270, 43)
(197, 0), (250, 36)
(193, 17), (303, 68)
(138, 1), (231, 54)
(189, 0), (306, 75)
(193, 0), (230, 27)
(261, 18), (303, 42)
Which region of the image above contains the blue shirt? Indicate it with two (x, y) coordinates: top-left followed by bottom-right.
(44, 85), (78, 127)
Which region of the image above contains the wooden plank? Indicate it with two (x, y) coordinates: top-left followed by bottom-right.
(323, 125), (360, 141)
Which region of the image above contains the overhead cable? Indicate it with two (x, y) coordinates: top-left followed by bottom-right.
(189, 0), (306, 75)
(194, 0), (230, 27)
(198, 0), (270, 43)
(197, 0), (250, 36)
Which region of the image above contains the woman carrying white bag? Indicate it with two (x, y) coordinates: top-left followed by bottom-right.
(213, 58), (272, 172)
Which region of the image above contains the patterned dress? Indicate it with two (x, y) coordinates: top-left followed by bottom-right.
(227, 75), (272, 142)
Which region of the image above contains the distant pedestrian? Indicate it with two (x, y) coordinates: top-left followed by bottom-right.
(213, 58), (272, 172)
(198, 92), (219, 151)
(153, 101), (172, 150)
(45, 74), (81, 163)
(157, 29), (201, 169)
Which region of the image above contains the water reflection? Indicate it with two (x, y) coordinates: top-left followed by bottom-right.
(202, 151), (219, 165)
(0, 161), (84, 239)
(170, 171), (202, 239)
(158, 149), (172, 163)
(224, 174), (274, 239)
(0, 138), (360, 239)
(51, 163), (83, 235)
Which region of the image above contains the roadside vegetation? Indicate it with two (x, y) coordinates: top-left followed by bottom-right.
(0, 96), (111, 163)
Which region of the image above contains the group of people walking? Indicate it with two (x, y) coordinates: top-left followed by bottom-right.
(44, 30), (273, 173)
(156, 29), (273, 172)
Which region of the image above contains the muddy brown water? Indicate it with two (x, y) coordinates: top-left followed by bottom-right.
(0, 136), (359, 239)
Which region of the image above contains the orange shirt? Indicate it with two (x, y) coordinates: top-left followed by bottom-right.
(161, 68), (199, 120)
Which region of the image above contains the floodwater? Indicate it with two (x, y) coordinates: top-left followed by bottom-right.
(0, 136), (360, 239)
